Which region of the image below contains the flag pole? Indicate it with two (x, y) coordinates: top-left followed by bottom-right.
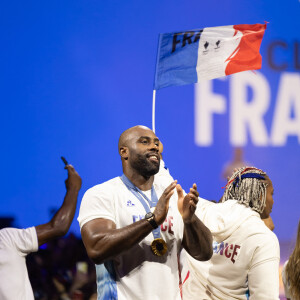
(152, 89), (156, 133)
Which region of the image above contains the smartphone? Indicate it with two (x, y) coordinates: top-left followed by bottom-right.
(61, 156), (68, 166)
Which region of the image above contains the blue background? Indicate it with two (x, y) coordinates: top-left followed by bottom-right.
(1, 0), (299, 243)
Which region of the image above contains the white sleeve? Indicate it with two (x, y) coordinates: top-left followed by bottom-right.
(0, 227), (38, 256)
(195, 198), (216, 225)
(78, 185), (116, 229)
(248, 234), (280, 300)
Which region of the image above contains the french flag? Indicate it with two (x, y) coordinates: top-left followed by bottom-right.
(154, 23), (267, 90)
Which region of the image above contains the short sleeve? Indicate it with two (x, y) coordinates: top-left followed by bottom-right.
(78, 184), (116, 229)
(0, 227), (38, 256)
(248, 233), (280, 299)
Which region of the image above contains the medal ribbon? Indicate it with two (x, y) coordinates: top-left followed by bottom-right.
(120, 174), (161, 239)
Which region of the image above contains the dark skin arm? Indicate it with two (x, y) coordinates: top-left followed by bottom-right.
(35, 165), (82, 246)
(81, 181), (177, 264)
(177, 183), (213, 261)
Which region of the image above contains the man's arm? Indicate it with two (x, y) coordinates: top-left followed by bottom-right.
(35, 165), (82, 246)
(81, 181), (177, 265)
(177, 184), (213, 261)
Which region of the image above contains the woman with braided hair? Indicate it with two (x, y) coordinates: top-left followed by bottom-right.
(282, 220), (300, 300)
(182, 166), (280, 300)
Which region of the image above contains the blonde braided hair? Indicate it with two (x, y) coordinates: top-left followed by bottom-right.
(222, 167), (269, 214)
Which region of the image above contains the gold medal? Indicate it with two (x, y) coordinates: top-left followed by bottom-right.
(151, 238), (167, 256)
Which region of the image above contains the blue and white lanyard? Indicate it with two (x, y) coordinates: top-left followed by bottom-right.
(120, 174), (161, 239)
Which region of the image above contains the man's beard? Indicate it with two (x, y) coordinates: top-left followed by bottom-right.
(130, 153), (160, 177)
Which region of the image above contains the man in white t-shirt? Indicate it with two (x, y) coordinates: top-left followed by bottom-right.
(78, 125), (213, 300)
(0, 163), (82, 300)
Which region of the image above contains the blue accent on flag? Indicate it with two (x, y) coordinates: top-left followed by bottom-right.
(154, 30), (202, 90)
(96, 262), (118, 300)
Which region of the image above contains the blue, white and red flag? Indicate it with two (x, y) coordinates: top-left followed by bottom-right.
(153, 23), (267, 90)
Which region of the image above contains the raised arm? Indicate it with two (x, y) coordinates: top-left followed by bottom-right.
(177, 183), (213, 261)
(81, 181), (177, 265)
(35, 165), (82, 246)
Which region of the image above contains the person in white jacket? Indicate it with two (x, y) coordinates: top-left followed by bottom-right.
(182, 166), (280, 300)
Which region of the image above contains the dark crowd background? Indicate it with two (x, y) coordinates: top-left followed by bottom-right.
(0, 218), (96, 300)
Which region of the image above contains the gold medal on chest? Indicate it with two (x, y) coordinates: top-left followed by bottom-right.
(151, 238), (168, 256)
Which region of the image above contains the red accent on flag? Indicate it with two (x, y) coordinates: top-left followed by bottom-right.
(225, 23), (267, 75)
